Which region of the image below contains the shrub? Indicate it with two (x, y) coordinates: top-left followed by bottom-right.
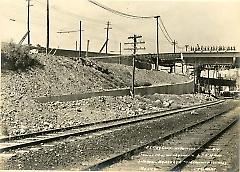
(1, 41), (42, 71)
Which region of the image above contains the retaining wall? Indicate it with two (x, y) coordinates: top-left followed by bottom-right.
(36, 80), (194, 103)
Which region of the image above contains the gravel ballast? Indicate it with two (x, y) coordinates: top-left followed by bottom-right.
(1, 101), (238, 170)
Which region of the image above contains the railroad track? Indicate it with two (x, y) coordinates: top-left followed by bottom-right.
(0, 100), (224, 153)
(82, 106), (238, 171)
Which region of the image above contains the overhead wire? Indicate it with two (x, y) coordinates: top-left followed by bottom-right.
(33, 0), (175, 46)
(33, 0), (106, 25)
(32, 0), (103, 40)
(88, 0), (155, 19)
(159, 16), (173, 43)
(158, 17), (186, 50)
(17, 0), (184, 52)
(158, 23), (173, 45)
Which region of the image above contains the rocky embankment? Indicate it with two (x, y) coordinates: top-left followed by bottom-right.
(0, 53), (212, 136)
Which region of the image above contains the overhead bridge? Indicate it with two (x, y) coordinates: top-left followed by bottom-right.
(38, 46), (239, 69)
(89, 51), (239, 69)
(157, 51), (240, 66)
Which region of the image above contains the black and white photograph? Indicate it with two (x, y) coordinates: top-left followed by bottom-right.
(0, 0), (239, 171)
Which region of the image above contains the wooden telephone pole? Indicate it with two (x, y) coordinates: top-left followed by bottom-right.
(105, 21), (112, 54)
(46, 0), (49, 54)
(172, 40), (177, 72)
(79, 21), (82, 57)
(124, 35), (145, 97)
(185, 44), (189, 52)
(172, 40), (177, 53)
(154, 16), (160, 70)
(27, 0), (31, 45)
(86, 40), (90, 58)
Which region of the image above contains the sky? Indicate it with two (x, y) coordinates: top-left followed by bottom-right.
(0, 0), (240, 54)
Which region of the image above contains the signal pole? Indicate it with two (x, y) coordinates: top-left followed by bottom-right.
(154, 16), (160, 70)
(46, 0), (49, 54)
(27, 0), (31, 44)
(124, 35), (145, 97)
(105, 21), (112, 54)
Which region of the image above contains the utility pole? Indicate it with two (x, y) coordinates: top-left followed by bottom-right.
(185, 44), (189, 52)
(172, 40), (177, 73)
(79, 21), (81, 57)
(172, 40), (177, 53)
(208, 65), (210, 96)
(124, 35), (145, 98)
(75, 41), (78, 51)
(86, 40), (90, 58)
(27, 0), (30, 45)
(105, 21), (112, 54)
(194, 58), (196, 93)
(79, 21), (84, 57)
(46, 0), (49, 54)
(57, 21), (84, 56)
(119, 42), (122, 55)
(154, 16), (160, 70)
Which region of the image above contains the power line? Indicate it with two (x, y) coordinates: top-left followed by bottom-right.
(157, 18), (186, 51)
(33, 0), (106, 25)
(34, 0), (172, 43)
(88, 0), (155, 19)
(158, 23), (172, 45)
(159, 16), (173, 42)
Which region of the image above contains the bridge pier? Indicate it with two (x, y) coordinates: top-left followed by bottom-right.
(195, 64), (237, 97)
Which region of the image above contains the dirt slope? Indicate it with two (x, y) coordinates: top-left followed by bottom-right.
(0, 53), (201, 136)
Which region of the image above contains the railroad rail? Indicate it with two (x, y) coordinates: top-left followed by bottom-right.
(0, 100), (224, 153)
(82, 107), (238, 171)
(170, 117), (238, 171)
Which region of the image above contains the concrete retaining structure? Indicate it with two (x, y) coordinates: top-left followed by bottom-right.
(36, 80), (194, 103)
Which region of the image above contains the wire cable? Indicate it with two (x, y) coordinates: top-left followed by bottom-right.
(158, 23), (173, 44)
(88, 0), (155, 19)
(159, 16), (173, 42)
(33, 0), (106, 25)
